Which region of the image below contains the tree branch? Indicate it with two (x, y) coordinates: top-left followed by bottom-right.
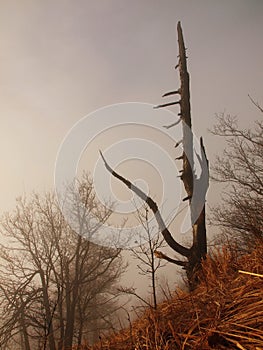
(99, 151), (190, 258)
(248, 94), (263, 113)
(154, 101), (181, 109)
(162, 90), (181, 98)
(154, 250), (187, 267)
(163, 118), (181, 129)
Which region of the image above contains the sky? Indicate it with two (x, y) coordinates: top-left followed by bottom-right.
(0, 1), (262, 292)
(0, 0), (262, 211)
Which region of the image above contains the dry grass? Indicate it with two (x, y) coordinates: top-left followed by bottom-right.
(83, 244), (263, 349)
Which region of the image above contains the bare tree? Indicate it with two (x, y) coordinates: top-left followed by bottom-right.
(0, 175), (124, 349)
(0, 194), (58, 350)
(100, 22), (209, 289)
(120, 205), (167, 309)
(211, 105), (263, 249)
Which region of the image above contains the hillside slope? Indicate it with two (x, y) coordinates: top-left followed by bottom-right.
(87, 244), (263, 349)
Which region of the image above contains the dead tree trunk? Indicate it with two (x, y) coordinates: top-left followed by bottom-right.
(158, 23), (209, 283)
(175, 21), (208, 285)
(100, 22), (208, 289)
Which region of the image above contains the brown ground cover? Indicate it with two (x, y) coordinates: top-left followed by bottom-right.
(81, 244), (263, 350)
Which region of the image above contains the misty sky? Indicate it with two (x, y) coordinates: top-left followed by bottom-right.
(0, 0), (262, 216)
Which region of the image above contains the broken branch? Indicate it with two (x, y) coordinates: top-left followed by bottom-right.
(154, 101), (181, 109)
(162, 90), (181, 98)
(163, 118), (181, 129)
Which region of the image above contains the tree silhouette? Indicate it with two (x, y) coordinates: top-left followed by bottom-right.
(101, 22), (209, 289)
(211, 107), (263, 250)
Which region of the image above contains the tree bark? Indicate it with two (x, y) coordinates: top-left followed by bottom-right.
(39, 269), (56, 350)
(19, 297), (31, 350)
(63, 236), (82, 349)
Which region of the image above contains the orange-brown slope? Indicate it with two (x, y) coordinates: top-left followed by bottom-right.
(87, 244), (263, 350)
